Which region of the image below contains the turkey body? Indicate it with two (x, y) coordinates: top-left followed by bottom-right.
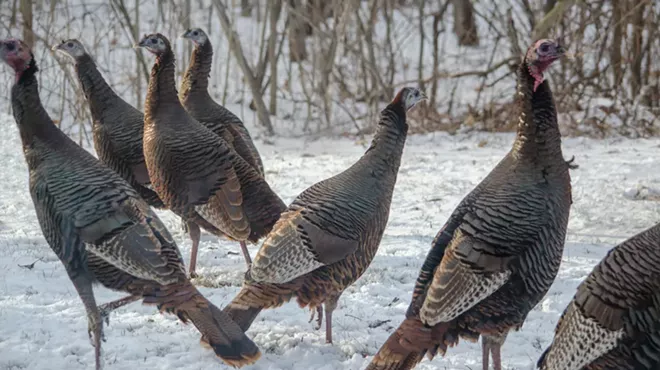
(140, 34), (285, 277)
(538, 223), (660, 370)
(8, 47), (259, 368)
(224, 89), (418, 344)
(367, 50), (572, 370)
(179, 38), (264, 176)
(73, 53), (164, 208)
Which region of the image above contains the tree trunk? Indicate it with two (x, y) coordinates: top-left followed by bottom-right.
(109, 0), (149, 107)
(287, 0), (308, 62)
(417, 0), (426, 92)
(630, 0), (647, 97)
(269, 0), (282, 114)
(10, 0), (19, 27)
(134, 0), (142, 109)
(430, 13), (441, 106)
(365, 0), (382, 101)
(306, 0), (333, 35)
(318, 0), (355, 125)
(212, 0), (275, 136)
(451, 0), (478, 46)
(241, 0), (253, 17)
(19, 0), (34, 47)
(533, 0), (578, 40)
(610, 0), (623, 87)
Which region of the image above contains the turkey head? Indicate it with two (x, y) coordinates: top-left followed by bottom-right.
(395, 87), (427, 111)
(525, 38), (565, 92)
(0, 38), (33, 78)
(135, 33), (170, 56)
(181, 28), (209, 45)
(52, 39), (86, 60)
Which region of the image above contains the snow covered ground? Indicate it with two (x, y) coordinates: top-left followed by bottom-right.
(1, 112), (659, 370)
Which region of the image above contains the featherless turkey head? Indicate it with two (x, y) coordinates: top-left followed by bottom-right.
(525, 38), (565, 92)
(51, 39), (86, 60)
(393, 87), (427, 111)
(181, 28), (208, 45)
(0, 38), (33, 78)
(135, 33), (170, 55)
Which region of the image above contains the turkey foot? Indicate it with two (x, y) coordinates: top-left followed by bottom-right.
(69, 270), (104, 370)
(87, 310), (105, 370)
(309, 306), (323, 330)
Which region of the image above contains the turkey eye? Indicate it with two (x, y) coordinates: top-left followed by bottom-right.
(151, 38), (157, 44)
(539, 43), (550, 53)
(67, 42), (73, 48)
(5, 42), (15, 51)
(192, 31), (198, 36)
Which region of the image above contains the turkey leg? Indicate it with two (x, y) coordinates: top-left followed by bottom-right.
(187, 221), (201, 278)
(482, 338), (489, 370)
(308, 305), (323, 330)
(239, 241), (252, 267)
(491, 342), (502, 370)
(99, 295), (142, 324)
(324, 295), (340, 344)
(69, 270), (104, 370)
(482, 333), (508, 370)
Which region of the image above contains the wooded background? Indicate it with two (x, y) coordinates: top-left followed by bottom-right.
(1, 0), (659, 140)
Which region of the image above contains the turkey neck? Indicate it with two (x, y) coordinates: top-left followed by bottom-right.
(75, 54), (119, 117)
(512, 62), (564, 168)
(363, 102), (408, 179)
(179, 41), (212, 101)
(144, 48), (183, 124)
(11, 61), (62, 151)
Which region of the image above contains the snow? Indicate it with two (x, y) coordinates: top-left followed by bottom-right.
(1, 112), (659, 370)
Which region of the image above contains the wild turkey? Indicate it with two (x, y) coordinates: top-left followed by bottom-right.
(537, 223), (660, 370)
(223, 86), (427, 344)
(180, 28), (264, 177)
(0, 38), (260, 369)
(367, 39), (573, 370)
(136, 33), (285, 277)
(51, 39), (164, 209)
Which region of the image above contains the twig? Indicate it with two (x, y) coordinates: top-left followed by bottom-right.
(18, 258), (43, 270)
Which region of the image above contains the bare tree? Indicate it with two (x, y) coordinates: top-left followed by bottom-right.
(287, 0), (308, 62)
(533, 0), (578, 39)
(2, 0), (658, 138)
(268, 0), (282, 114)
(19, 0), (33, 47)
(212, 0), (274, 136)
(451, 0), (479, 46)
(241, 0), (253, 17)
(317, 0), (355, 125)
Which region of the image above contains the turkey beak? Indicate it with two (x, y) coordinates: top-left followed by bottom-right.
(180, 30), (191, 39)
(51, 44), (61, 52)
(556, 45), (565, 57)
(554, 40), (567, 59)
(134, 40), (146, 49)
